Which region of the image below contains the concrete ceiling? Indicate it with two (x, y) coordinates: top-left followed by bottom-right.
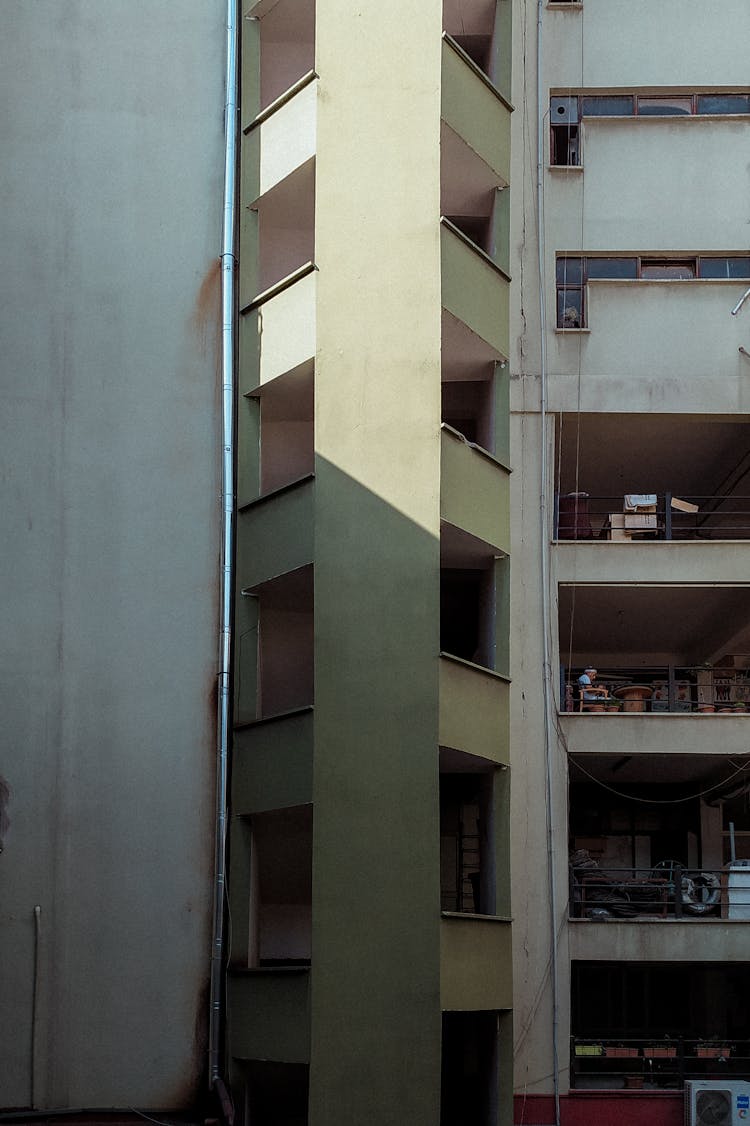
(559, 583), (750, 665)
(569, 752), (750, 790)
(556, 413), (750, 501)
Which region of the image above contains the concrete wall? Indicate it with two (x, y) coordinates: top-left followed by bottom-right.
(0, 3), (223, 1109)
(509, 0), (750, 1104)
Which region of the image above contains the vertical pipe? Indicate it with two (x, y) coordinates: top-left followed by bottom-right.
(31, 905), (41, 1109)
(209, 0), (238, 1090)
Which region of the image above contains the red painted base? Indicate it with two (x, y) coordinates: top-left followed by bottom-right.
(514, 1092), (683, 1126)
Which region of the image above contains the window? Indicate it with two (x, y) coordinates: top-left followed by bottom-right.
(550, 91), (750, 165)
(556, 256), (750, 328)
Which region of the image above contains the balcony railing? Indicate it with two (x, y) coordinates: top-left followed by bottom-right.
(555, 493), (750, 541)
(569, 862), (750, 921)
(571, 1038), (750, 1089)
(564, 665), (750, 714)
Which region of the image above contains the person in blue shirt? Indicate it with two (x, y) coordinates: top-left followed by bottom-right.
(578, 667), (610, 702)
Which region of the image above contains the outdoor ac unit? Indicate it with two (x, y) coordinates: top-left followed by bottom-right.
(685, 1081), (750, 1126)
(550, 96), (579, 124)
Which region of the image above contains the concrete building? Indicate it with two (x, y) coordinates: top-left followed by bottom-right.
(0, 2), (226, 1114)
(510, 2), (750, 1124)
(1, 0), (514, 1123)
(227, 1), (514, 1123)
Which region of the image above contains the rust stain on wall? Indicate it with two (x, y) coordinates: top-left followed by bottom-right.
(191, 258), (221, 361)
(0, 775), (10, 851)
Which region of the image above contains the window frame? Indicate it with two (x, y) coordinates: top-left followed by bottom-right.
(555, 255), (750, 329)
(550, 91), (750, 166)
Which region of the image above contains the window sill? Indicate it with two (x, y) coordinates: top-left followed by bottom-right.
(548, 164), (584, 172)
(555, 327), (591, 334)
(547, 2), (582, 7)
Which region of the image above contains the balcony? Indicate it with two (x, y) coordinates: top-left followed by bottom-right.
(232, 709), (313, 816)
(439, 654), (509, 765)
(568, 751), (750, 942)
(554, 414), (750, 545)
(441, 220), (509, 359)
(571, 960), (750, 1090)
(228, 967), (310, 1063)
(441, 35), (511, 186)
(244, 74), (317, 200)
(441, 425), (510, 555)
(571, 1037), (750, 1091)
(570, 863), (749, 923)
(557, 493), (750, 543)
(244, 0), (315, 121)
(440, 914), (512, 1011)
(558, 584), (750, 717)
(235, 565), (314, 725)
(237, 478), (314, 591)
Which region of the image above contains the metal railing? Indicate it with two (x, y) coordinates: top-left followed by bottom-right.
(555, 493), (750, 541)
(569, 863), (750, 920)
(563, 665), (750, 714)
(571, 1037), (750, 1089)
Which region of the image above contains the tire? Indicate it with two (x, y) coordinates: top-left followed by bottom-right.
(683, 871), (721, 915)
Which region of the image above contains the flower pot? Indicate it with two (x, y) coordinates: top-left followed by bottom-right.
(644, 1047), (676, 1058)
(605, 1047), (639, 1058)
(698, 705), (715, 713)
(696, 1047), (730, 1059)
(624, 1076), (644, 1089)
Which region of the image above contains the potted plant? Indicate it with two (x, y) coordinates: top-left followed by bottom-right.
(574, 1043), (603, 1057)
(696, 1040), (731, 1059)
(644, 1043), (677, 1059)
(605, 1044), (639, 1058)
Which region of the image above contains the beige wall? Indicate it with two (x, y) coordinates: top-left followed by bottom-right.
(509, 0), (750, 1100)
(545, 0), (750, 89)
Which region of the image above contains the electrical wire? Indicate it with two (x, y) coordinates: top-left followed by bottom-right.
(535, 2), (562, 1123)
(568, 756), (750, 804)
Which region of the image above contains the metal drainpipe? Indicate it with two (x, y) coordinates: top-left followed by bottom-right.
(209, 0), (238, 1095)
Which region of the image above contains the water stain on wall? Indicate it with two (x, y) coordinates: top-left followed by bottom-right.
(0, 775), (10, 851)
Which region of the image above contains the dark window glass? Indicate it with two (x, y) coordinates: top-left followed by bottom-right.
(699, 257), (750, 280)
(557, 288), (584, 328)
(697, 94), (750, 115)
(586, 258), (638, 280)
(637, 96), (692, 116)
(556, 257), (583, 284)
(580, 96), (634, 117)
(641, 260), (696, 280)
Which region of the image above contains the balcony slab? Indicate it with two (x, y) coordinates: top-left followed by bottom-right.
(441, 427), (510, 554)
(570, 918), (750, 965)
(439, 655), (509, 765)
(555, 540), (750, 585)
(562, 712), (750, 759)
(440, 914), (512, 1011)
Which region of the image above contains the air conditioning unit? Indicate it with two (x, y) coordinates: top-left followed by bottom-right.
(550, 96), (579, 124)
(685, 1081), (750, 1126)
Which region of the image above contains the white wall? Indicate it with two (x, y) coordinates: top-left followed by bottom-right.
(0, 2), (223, 1109)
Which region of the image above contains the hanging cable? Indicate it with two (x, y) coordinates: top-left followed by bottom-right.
(569, 757), (750, 805)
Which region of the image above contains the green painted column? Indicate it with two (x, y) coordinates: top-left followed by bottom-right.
(310, 1), (444, 1122)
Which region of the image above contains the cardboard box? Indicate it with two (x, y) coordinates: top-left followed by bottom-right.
(624, 513), (657, 530)
(671, 496), (699, 514)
